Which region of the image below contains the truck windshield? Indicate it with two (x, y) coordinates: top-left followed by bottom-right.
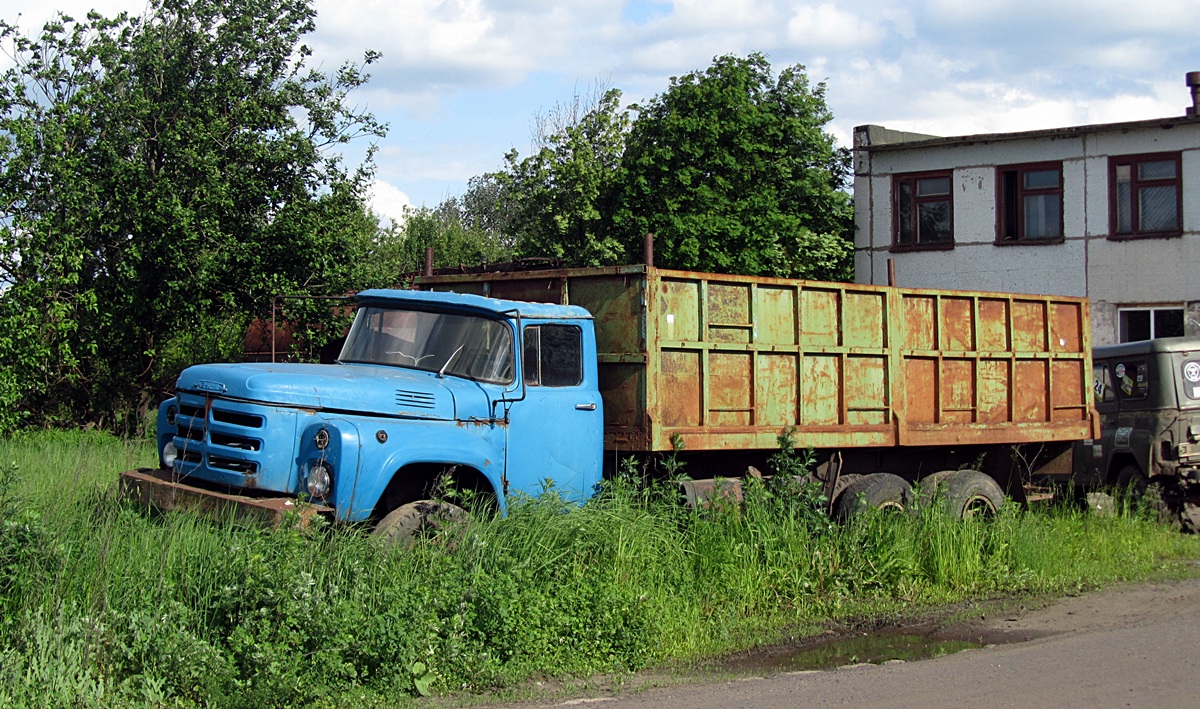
(340, 306), (514, 384)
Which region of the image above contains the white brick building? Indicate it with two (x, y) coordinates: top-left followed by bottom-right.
(852, 75), (1200, 346)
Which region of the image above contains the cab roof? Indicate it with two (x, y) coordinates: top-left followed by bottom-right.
(354, 288), (592, 320)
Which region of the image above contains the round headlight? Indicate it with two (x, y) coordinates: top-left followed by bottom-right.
(162, 441), (179, 468)
(306, 462), (332, 500)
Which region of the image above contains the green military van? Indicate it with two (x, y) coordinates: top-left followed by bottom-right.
(1076, 336), (1200, 530)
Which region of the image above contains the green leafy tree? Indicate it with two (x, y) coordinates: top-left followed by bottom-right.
(0, 0), (386, 432)
(401, 202), (513, 273)
(614, 53), (853, 279)
(449, 173), (521, 253)
(494, 87), (631, 266)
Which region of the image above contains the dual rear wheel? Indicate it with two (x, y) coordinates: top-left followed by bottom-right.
(832, 469), (1005, 523)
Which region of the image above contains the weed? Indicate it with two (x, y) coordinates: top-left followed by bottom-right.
(0, 430), (1198, 706)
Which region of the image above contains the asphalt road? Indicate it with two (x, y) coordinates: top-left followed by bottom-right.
(501, 577), (1200, 709)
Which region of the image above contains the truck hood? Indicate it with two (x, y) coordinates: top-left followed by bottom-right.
(176, 362), (492, 420)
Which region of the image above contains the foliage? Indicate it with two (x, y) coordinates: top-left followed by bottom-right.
(400, 201), (514, 273)
(764, 427), (834, 535)
(0, 462), (58, 618)
(491, 87), (631, 266)
(614, 53), (854, 279)
(2, 431), (1199, 706)
(471, 55), (854, 278)
(0, 0), (386, 433)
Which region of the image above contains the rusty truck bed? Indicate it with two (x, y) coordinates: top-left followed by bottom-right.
(417, 265), (1095, 453)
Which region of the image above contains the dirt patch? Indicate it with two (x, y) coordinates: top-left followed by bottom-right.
(939, 573), (1200, 641)
(473, 571), (1200, 707)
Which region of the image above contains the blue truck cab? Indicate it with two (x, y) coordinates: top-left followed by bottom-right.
(142, 289), (604, 528)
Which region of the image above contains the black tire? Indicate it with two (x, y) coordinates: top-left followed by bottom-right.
(833, 473), (911, 523)
(828, 473), (864, 510)
(1180, 502), (1200, 533)
(915, 470), (958, 512)
(1115, 464), (1180, 529)
(920, 469), (1005, 518)
(1114, 463), (1145, 504)
(373, 499), (466, 546)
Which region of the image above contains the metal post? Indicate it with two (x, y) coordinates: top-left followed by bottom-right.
(644, 233), (654, 267)
(424, 247), (434, 276)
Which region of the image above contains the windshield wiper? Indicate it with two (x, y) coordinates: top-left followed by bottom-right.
(438, 345), (464, 378)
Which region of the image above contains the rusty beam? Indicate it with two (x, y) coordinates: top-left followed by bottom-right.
(119, 468), (331, 528)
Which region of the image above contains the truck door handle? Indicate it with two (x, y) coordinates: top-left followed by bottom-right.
(575, 403), (597, 411)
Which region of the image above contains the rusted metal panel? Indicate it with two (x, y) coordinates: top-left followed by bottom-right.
(679, 477), (744, 508)
(417, 266), (1094, 453)
(119, 468), (331, 527)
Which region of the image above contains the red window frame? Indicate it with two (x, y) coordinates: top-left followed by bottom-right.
(996, 162), (1063, 244)
(892, 171), (954, 251)
(1109, 152), (1182, 239)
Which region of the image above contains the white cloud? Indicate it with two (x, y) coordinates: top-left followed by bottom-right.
(662, 0), (772, 32)
(925, 0), (1200, 36)
(367, 180), (412, 226)
(785, 4), (887, 51)
(1, 0), (1195, 207)
(311, 0), (619, 93)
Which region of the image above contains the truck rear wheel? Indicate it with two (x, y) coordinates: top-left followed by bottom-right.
(373, 499), (466, 546)
(828, 473), (864, 510)
(920, 470), (1004, 518)
(833, 473), (911, 523)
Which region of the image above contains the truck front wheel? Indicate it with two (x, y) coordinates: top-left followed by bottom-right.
(373, 500), (466, 546)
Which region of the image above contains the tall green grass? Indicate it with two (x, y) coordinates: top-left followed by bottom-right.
(1, 431), (1198, 707)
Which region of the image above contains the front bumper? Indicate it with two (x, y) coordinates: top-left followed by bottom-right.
(119, 468), (333, 527)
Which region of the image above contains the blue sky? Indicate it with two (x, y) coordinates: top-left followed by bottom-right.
(2, 0), (1197, 222)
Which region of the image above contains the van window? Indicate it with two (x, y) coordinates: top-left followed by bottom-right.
(1113, 360), (1148, 400)
(1093, 364), (1115, 403)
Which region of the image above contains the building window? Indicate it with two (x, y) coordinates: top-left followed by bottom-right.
(998, 163), (1062, 243)
(1110, 153), (1182, 238)
(894, 172), (953, 249)
(1118, 306), (1184, 342)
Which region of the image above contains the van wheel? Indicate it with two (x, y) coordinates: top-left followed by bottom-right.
(373, 499), (466, 546)
(920, 469), (1005, 518)
(1115, 465), (1181, 529)
(834, 473), (911, 523)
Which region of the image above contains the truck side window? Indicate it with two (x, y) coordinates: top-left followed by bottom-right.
(523, 325), (583, 387)
(1113, 360), (1148, 400)
(1093, 364), (1115, 403)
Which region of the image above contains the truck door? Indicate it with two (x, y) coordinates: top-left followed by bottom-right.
(504, 322), (603, 503)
